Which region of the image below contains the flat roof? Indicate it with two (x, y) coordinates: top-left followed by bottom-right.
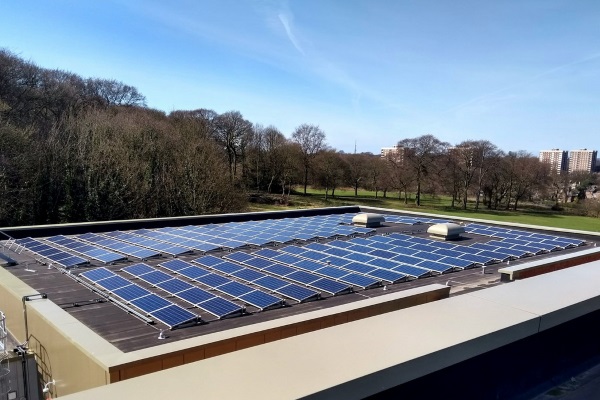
(59, 259), (600, 400)
(2, 208), (598, 352)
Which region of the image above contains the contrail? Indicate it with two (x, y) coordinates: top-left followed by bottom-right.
(449, 51), (600, 113)
(278, 13), (305, 56)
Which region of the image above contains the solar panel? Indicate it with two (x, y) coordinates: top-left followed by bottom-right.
(391, 264), (430, 277)
(459, 253), (497, 265)
(218, 281), (254, 297)
(210, 261), (244, 275)
(344, 253), (375, 263)
(433, 248), (465, 258)
(294, 259), (325, 272)
(80, 267), (114, 282)
(253, 248), (280, 259)
(159, 259), (195, 272)
(177, 287), (216, 305)
(224, 251), (254, 263)
(239, 291), (283, 310)
(151, 304), (198, 328)
(417, 260), (454, 273)
(231, 268), (265, 282)
(112, 285), (151, 301)
(178, 266), (211, 280)
(131, 294), (172, 314)
(390, 254), (422, 265)
(278, 245), (307, 255)
(244, 257), (274, 269)
(196, 273), (231, 288)
(254, 275), (289, 290)
(199, 297), (243, 319)
(287, 270), (319, 284)
(310, 278), (351, 295)
(342, 262), (377, 274)
(156, 279), (193, 294)
(121, 263), (154, 276)
(367, 268), (406, 283)
(339, 273), (380, 288)
(263, 263), (296, 276)
(368, 249), (397, 259)
(96, 275), (131, 291)
(46, 235), (126, 263)
(193, 255), (224, 267)
(437, 257), (475, 269)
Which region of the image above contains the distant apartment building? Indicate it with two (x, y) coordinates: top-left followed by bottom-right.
(568, 149), (598, 174)
(380, 145), (406, 162)
(539, 149), (568, 174)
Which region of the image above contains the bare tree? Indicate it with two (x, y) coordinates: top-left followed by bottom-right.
(291, 124), (326, 195)
(213, 111), (253, 181)
(397, 134), (448, 206)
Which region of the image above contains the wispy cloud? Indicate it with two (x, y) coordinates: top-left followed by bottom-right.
(278, 12), (305, 56)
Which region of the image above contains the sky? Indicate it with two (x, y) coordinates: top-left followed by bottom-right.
(1, 0), (599, 155)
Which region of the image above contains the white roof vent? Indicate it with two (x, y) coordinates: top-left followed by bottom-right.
(352, 213), (385, 228)
(427, 223), (465, 241)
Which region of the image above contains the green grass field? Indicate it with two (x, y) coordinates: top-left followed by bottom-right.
(247, 188), (600, 233)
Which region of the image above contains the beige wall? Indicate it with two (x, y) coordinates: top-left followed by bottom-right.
(0, 264), (449, 396)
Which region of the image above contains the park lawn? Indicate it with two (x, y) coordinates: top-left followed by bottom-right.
(248, 189), (600, 233)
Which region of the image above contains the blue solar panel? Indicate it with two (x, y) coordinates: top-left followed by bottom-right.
(199, 297), (243, 318)
(121, 263), (154, 276)
(97, 275), (131, 291)
(253, 248), (280, 258)
(311, 278), (351, 295)
(413, 252), (445, 261)
(287, 270), (318, 284)
(368, 249), (397, 259)
(177, 287), (215, 304)
(340, 273), (380, 288)
(239, 291), (282, 310)
(365, 241), (396, 251)
(137, 270), (173, 285)
(194, 255), (224, 267)
(196, 273), (231, 288)
(272, 253), (304, 265)
(433, 248), (465, 258)
(304, 243), (330, 252)
(390, 254), (422, 265)
(340, 253), (371, 264)
(131, 294), (171, 313)
(327, 240), (353, 249)
(225, 251), (255, 263)
(342, 262), (377, 274)
(231, 268), (265, 282)
(367, 268), (406, 283)
(151, 304), (198, 328)
(263, 263), (295, 276)
(80, 267), (114, 282)
(475, 250), (510, 262)
(159, 259), (194, 272)
(294, 259), (325, 272)
(156, 279), (193, 294)
(437, 257), (475, 269)
(278, 245), (307, 255)
(459, 253), (496, 265)
(112, 285), (151, 301)
(218, 281), (254, 297)
(244, 257), (274, 269)
(178, 266), (211, 280)
(317, 266), (349, 279)
(254, 276), (288, 290)
(392, 264), (430, 277)
(210, 261), (244, 275)
(346, 244), (373, 254)
(417, 260), (454, 273)
(369, 258), (399, 270)
(46, 235), (126, 263)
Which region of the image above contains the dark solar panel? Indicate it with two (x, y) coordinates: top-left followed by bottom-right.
(199, 297), (243, 319)
(177, 287), (215, 305)
(367, 268), (406, 283)
(340, 273), (380, 288)
(310, 278), (351, 295)
(417, 260), (454, 273)
(294, 259), (325, 272)
(80, 267), (114, 282)
(97, 275), (131, 291)
(159, 259), (194, 272)
(131, 294), (171, 314)
(112, 285), (151, 301)
(210, 261), (244, 275)
(392, 264), (430, 277)
(368, 249), (397, 259)
(244, 257), (274, 269)
(344, 253), (375, 263)
(218, 281), (254, 297)
(263, 263), (296, 276)
(194, 255), (224, 267)
(286, 270), (319, 284)
(156, 279), (194, 294)
(239, 291), (282, 310)
(224, 251), (254, 263)
(231, 268), (265, 282)
(254, 275), (289, 290)
(121, 263), (154, 277)
(196, 273), (231, 288)
(151, 304), (198, 328)
(342, 262), (377, 274)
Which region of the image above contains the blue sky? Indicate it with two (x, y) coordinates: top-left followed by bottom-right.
(1, 0), (599, 155)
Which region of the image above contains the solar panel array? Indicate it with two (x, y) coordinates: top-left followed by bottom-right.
(464, 223), (587, 256)
(46, 235), (127, 263)
(77, 233), (161, 260)
(379, 214), (452, 225)
(14, 237), (88, 268)
(79, 267), (199, 329)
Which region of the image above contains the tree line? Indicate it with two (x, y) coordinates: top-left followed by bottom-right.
(0, 49), (598, 227)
